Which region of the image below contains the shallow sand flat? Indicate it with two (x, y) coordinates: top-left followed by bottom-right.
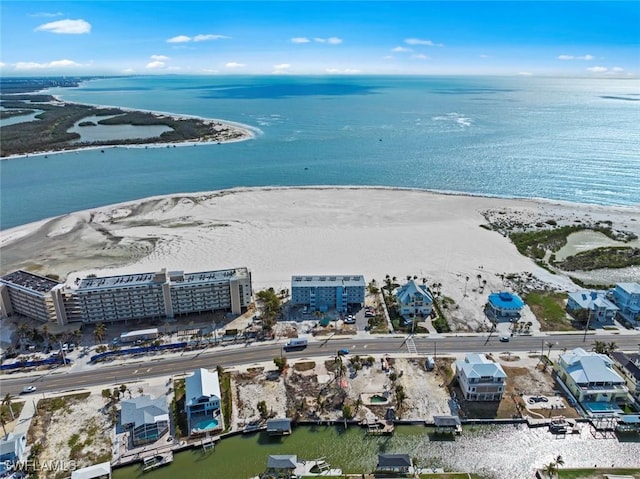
(1, 187), (639, 293)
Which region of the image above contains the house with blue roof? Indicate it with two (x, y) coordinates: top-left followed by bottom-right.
(455, 353), (507, 401)
(554, 348), (629, 407)
(485, 292), (524, 322)
(567, 290), (619, 325)
(610, 282), (640, 325)
(185, 368), (223, 436)
(120, 395), (169, 446)
(394, 280), (433, 317)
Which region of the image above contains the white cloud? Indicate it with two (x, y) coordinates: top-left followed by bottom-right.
(612, 66), (624, 72)
(517, 71), (533, 76)
(146, 61), (166, 69)
(405, 38), (443, 47)
(411, 54), (430, 60)
(291, 37), (311, 44)
(225, 62), (246, 69)
(293, 37), (342, 44)
(35, 19), (91, 34)
(122, 68), (135, 74)
(325, 68), (360, 74)
(326, 37), (342, 45)
(193, 34), (230, 42)
(392, 46), (412, 53)
(479, 54), (489, 58)
(587, 66), (608, 73)
(557, 54), (594, 61)
(0, 62), (5, 68)
(167, 35), (191, 43)
(273, 63), (291, 70)
(15, 59), (81, 70)
(150, 55), (169, 61)
(314, 37), (326, 43)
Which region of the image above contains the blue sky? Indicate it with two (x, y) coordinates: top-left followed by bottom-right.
(1, 1), (638, 76)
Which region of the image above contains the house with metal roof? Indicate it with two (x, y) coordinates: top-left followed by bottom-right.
(185, 368), (223, 436)
(567, 290), (619, 325)
(394, 280), (433, 317)
(70, 462), (111, 479)
(120, 395), (169, 446)
(0, 433), (27, 477)
(375, 454), (413, 474)
(611, 350), (640, 406)
(554, 348), (629, 404)
(485, 291), (524, 321)
(611, 282), (640, 325)
(455, 353), (507, 401)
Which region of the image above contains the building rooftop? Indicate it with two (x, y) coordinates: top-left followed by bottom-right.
(377, 454), (412, 468)
(76, 272), (161, 291)
(185, 368), (221, 407)
(561, 348), (625, 385)
(0, 270), (60, 294)
(456, 354), (507, 380)
(267, 455), (297, 469)
(291, 275), (365, 287)
(617, 282), (640, 295)
(174, 268), (250, 284)
(568, 290), (618, 311)
(395, 280), (433, 304)
(70, 462), (112, 479)
(120, 395), (169, 428)
(487, 291), (524, 310)
(611, 351), (640, 381)
(266, 418), (292, 431)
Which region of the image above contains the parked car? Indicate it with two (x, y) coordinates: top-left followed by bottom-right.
(21, 386), (37, 394)
(344, 315), (356, 324)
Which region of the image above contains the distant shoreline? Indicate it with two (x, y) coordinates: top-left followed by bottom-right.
(0, 79), (257, 159)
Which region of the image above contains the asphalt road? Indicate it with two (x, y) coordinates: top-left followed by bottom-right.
(2, 333), (639, 397)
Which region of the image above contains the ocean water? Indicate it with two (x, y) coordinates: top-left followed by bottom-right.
(1, 75), (639, 229)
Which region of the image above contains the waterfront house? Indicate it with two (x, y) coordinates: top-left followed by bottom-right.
(185, 368), (223, 436)
(120, 395), (170, 446)
(263, 455), (297, 478)
(455, 353), (507, 401)
(0, 433), (26, 477)
(610, 349), (640, 406)
(610, 282), (640, 325)
(394, 280), (433, 317)
(553, 348), (629, 405)
(70, 462), (112, 479)
(375, 454), (413, 474)
(485, 291), (524, 322)
(566, 290), (619, 325)
(291, 275), (365, 313)
(266, 418), (292, 436)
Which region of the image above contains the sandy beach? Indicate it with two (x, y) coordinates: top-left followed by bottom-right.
(3, 187), (639, 300)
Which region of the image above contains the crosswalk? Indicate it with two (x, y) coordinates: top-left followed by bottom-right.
(405, 336), (417, 354)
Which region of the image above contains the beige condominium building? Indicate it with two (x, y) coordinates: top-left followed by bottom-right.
(0, 267), (252, 325)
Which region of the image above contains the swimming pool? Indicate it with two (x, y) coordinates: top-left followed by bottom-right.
(193, 418), (219, 433)
(582, 402), (623, 415)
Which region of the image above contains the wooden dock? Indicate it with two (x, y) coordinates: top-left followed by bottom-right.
(142, 451), (173, 472)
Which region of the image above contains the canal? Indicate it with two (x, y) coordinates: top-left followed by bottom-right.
(113, 424), (640, 479)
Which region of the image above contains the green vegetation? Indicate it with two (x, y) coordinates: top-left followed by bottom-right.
(557, 246), (640, 271)
(557, 469), (640, 479)
(256, 288), (282, 331)
(273, 356), (288, 373)
(172, 379), (187, 438)
(220, 370), (233, 433)
(510, 225), (583, 259)
(524, 291), (573, 331)
(293, 361), (315, 372)
(0, 94), (246, 157)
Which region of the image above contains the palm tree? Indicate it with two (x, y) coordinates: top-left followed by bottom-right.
(93, 322), (107, 344)
(2, 394), (15, 421)
(546, 341), (556, 359)
(477, 273), (482, 287)
(554, 455), (564, 470)
(606, 341), (618, 355)
(543, 461), (556, 479)
(464, 276), (470, 297)
(593, 340), (607, 354)
(0, 416), (6, 436)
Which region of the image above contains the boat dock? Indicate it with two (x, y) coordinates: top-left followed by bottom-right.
(142, 451), (173, 472)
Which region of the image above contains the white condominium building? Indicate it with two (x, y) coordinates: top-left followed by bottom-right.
(0, 267), (252, 325)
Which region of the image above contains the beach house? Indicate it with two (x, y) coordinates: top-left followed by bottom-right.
(185, 368), (223, 436)
(290, 275), (365, 313)
(610, 348), (640, 407)
(455, 353), (507, 401)
(553, 348), (629, 410)
(610, 282), (640, 325)
(120, 395), (170, 446)
(566, 290), (619, 325)
(485, 291), (524, 322)
(394, 279), (433, 317)
(0, 433), (27, 477)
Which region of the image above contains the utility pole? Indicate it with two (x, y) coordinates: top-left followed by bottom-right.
(583, 309), (592, 342)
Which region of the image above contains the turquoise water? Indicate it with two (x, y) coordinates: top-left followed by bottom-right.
(582, 401), (624, 414)
(1, 75), (639, 229)
(193, 418), (219, 433)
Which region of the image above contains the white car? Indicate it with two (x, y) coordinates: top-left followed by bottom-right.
(21, 386), (37, 394)
(499, 335), (510, 342)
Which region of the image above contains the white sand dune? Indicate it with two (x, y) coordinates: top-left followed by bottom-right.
(2, 187), (639, 297)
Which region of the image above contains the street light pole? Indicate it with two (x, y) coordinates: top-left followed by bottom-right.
(583, 309), (592, 342)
